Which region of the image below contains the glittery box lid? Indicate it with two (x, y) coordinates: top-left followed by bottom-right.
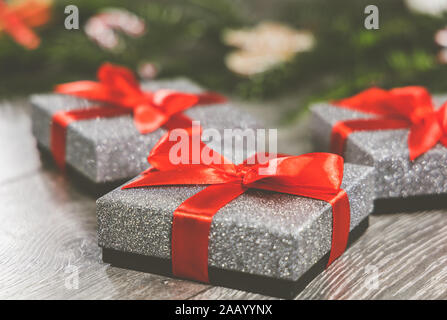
(310, 95), (447, 199)
(30, 78), (263, 184)
(97, 162), (374, 282)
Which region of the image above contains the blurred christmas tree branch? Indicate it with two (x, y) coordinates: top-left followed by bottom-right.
(1, 0), (447, 123)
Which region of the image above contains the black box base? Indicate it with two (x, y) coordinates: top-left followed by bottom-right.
(102, 216), (369, 299)
(37, 144), (127, 198)
(373, 194), (447, 214)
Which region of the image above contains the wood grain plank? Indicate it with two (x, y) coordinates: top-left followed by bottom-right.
(0, 170), (211, 299)
(190, 212), (447, 300)
(294, 212), (447, 299)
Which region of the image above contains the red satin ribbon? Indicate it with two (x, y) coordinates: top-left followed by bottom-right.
(50, 106), (132, 170)
(123, 130), (351, 283)
(0, 0), (50, 49)
(331, 86), (447, 160)
(50, 63), (226, 169)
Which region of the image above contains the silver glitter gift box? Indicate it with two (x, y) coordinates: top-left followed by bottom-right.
(30, 78), (262, 193)
(310, 95), (447, 212)
(97, 159), (375, 298)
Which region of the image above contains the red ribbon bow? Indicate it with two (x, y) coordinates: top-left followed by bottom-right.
(331, 86), (447, 160)
(0, 0), (50, 49)
(123, 129), (351, 283)
(50, 63), (226, 169)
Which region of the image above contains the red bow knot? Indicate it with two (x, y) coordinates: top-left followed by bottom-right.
(332, 86), (447, 160)
(123, 130), (351, 283)
(50, 63), (226, 169)
(55, 63), (205, 134)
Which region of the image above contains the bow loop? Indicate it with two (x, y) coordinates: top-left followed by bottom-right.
(97, 63), (141, 94)
(133, 104), (169, 134)
(408, 113), (443, 160)
(388, 86), (434, 123)
(122, 165), (235, 189)
(146, 126), (231, 172)
(235, 164), (251, 177)
(436, 103), (447, 148)
(437, 103), (447, 134)
(333, 86), (447, 160)
(240, 153), (344, 196)
(152, 89), (199, 115)
(55, 81), (119, 105)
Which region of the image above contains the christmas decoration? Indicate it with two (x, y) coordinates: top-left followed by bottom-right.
(84, 8), (145, 52)
(3, 0), (447, 117)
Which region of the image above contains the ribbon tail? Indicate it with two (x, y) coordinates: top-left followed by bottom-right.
(147, 122), (230, 170)
(172, 183), (246, 282)
(408, 118), (443, 161)
(153, 90), (199, 115)
(133, 104), (169, 134)
(54, 81), (118, 103)
(122, 166), (235, 188)
(134, 107), (199, 134)
(2, 11), (40, 49)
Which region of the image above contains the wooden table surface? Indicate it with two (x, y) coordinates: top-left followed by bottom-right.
(1, 98), (447, 300)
